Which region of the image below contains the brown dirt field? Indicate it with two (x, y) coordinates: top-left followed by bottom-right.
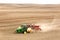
(0, 4), (60, 40)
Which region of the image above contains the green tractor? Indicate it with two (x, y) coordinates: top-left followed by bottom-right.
(16, 24), (32, 34)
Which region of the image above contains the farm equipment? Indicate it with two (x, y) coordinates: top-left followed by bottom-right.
(16, 24), (41, 34)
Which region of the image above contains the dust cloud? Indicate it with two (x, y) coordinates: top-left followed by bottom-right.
(35, 16), (60, 32)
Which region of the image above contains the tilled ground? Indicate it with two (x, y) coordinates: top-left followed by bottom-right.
(0, 4), (60, 40)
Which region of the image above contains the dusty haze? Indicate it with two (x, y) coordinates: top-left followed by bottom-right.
(0, 4), (60, 40)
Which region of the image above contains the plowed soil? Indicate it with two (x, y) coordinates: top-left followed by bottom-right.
(0, 4), (60, 40)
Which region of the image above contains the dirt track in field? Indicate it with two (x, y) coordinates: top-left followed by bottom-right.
(0, 4), (60, 40)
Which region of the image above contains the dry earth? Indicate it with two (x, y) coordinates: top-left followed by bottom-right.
(0, 4), (60, 40)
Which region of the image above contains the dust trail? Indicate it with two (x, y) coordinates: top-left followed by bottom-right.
(35, 16), (60, 32)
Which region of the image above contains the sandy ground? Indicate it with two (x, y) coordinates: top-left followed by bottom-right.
(0, 4), (60, 40)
